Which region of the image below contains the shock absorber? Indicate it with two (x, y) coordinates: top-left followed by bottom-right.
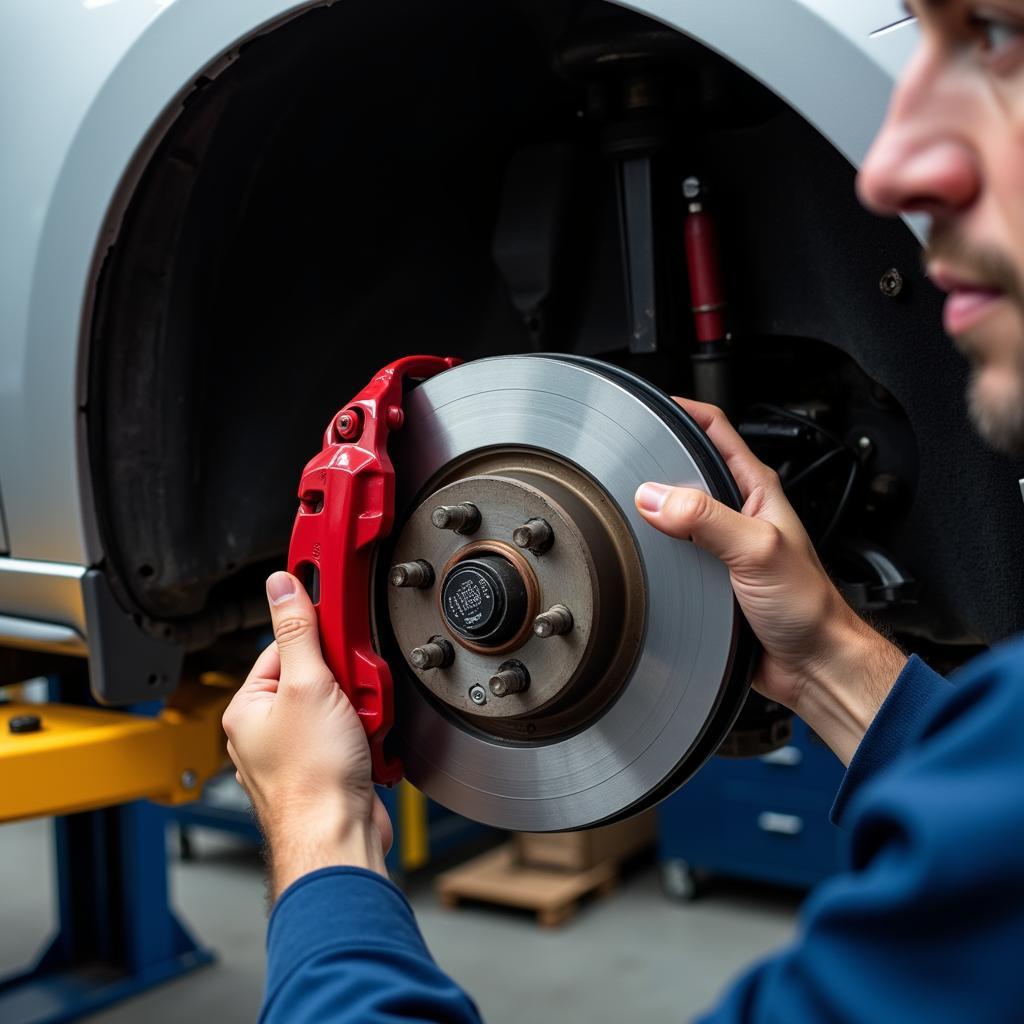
(682, 175), (793, 756)
(683, 176), (734, 418)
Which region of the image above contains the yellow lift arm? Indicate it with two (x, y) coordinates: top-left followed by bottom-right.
(0, 673), (235, 822)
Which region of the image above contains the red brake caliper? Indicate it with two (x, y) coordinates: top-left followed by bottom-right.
(288, 355), (458, 785)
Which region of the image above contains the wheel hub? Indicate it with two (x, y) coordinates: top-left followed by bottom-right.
(387, 461), (644, 738)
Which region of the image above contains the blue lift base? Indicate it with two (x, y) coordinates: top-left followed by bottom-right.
(0, 801), (214, 1024)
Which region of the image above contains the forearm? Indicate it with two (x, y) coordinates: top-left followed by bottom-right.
(267, 817), (387, 900)
(790, 604), (908, 766)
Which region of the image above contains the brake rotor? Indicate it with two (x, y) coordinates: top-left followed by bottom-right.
(376, 354), (753, 832)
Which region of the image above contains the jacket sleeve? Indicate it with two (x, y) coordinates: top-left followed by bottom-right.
(695, 640), (1024, 1024)
(830, 654), (951, 826)
(260, 867), (482, 1024)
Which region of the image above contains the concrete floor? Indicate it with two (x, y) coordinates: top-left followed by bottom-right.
(0, 818), (800, 1022)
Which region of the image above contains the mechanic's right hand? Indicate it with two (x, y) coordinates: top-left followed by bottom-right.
(635, 398), (907, 765)
(222, 571), (393, 898)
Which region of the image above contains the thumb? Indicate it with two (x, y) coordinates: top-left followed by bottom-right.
(635, 482), (777, 570)
(265, 571), (334, 688)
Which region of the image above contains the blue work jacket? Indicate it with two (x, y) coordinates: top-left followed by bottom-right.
(260, 638), (1024, 1022)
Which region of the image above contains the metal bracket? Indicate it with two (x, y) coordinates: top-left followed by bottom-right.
(82, 568), (183, 704)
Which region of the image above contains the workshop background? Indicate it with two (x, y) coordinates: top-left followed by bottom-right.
(0, 737), (807, 1024)
(5, 2), (1016, 1022)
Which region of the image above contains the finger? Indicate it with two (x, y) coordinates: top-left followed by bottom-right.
(265, 571), (334, 689)
(635, 484), (779, 569)
(673, 397), (779, 502)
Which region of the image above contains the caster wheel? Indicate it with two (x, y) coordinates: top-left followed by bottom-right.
(661, 859), (702, 902)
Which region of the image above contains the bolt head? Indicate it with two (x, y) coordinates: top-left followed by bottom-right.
(8, 714), (42, 735)
(335, 409), (361, 440)
(879, 268), (904, 298)
(469, 685), (488, 706)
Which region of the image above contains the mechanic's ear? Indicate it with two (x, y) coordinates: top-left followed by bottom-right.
(265, 572), (333, 688)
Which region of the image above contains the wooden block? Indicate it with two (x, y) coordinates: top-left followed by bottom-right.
(434, 843), (618, 927)
(515, 808), (657, 871)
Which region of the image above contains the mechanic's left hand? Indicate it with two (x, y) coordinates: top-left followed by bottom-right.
(223, 571), (393, 899)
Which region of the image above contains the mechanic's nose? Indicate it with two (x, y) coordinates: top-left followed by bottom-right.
(857, 55), (980, 218)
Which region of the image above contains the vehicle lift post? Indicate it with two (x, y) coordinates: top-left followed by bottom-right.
(0, 672), (234, 1024)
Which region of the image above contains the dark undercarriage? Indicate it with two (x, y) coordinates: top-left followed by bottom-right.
(86, 0), (1024, 682)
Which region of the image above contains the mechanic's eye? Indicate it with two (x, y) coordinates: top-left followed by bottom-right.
(969, 8), (1024, 64)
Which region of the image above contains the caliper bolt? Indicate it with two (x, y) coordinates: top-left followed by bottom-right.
(468, 684), (488, 706)
(431, 503), (481, 535)
(512, 517), (553, 554)
(410, 637), (455, 670)
(533, 605), (574, 638)
(389, 560), (435, 589)
(335, 409), (362, 441)
(488, 660), (530, 698)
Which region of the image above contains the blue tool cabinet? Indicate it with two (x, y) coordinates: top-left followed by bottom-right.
(657, 718), (846, 898)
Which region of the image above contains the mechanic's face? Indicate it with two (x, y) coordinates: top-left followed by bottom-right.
(858, 1), (1024, 454)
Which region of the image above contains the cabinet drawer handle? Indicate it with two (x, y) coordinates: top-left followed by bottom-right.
(757, 811), (804, 836)
(759, 746), (803, 767)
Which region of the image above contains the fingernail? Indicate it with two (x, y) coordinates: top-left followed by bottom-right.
(636, 482), (670, 513)
(266, 572), (296, 605)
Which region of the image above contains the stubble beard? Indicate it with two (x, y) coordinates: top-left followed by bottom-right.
(966, 356), (1024, 456)
(927, 225), (1024, 456)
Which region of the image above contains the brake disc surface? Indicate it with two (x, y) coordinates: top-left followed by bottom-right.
(378, 354), (752, 832)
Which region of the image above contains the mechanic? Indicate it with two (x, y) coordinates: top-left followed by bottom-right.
(223, 3), (1024, 1020)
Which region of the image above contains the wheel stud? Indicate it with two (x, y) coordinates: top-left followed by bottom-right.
(431, 503), (481, 535)
(512, 517), (553, 554)
(410, 637), (454, 670)
(533, 604), (573, 638)
(488, 660), (530, 698)
(389, 560), (435, 589)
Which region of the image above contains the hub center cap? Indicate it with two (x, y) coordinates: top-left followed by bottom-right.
(440, 555), (527, 646)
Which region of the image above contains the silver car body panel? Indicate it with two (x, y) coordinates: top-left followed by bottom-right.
(0, 0), (915, 652)
(0, 559), (88, 655)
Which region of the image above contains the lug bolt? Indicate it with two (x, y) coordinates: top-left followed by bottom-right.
(431, 503), (481, 535)
(468, 685), (488, 706)
(410, 637), (455, 670)
(390, 560), (435, 589)
(533, 604), (573, 638)
(512, 517), (553, 554)
(488, 660), (530, 698)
